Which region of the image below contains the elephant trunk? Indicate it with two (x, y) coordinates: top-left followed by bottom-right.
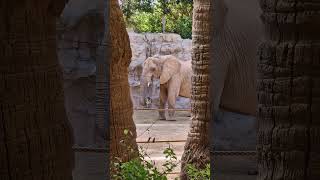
(139, 75), (153, 107)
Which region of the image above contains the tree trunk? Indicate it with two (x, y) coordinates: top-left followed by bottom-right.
(257, 0), (320, 179)
(0, 1), (74, 179)
(180, 0), (212, 179)
(109, 0), (138, 163)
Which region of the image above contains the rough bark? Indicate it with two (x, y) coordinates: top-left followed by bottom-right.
(180, 0), (212, 179)
(109, 0), (138, 163)
(0, 1), (74, 179)
(257, 0), (320, 179)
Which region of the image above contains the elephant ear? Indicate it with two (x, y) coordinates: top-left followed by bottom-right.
(160, 57), (181, 84)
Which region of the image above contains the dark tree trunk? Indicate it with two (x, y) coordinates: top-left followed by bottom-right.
(180, 0), (212, 179)
(0, 1), (74, 179)
(109, 0), (138, 164)
(257, 0), (320, 179)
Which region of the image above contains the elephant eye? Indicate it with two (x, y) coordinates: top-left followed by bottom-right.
(150, 67), (156, 71)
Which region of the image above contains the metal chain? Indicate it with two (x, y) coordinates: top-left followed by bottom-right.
(72, 145), (256, 156)
(72, 145), (108, 153)
(211, 151), (256, 156)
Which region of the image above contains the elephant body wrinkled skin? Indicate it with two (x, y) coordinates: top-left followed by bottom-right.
(140, 55), (192, 120)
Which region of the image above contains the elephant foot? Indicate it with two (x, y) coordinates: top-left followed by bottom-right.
(158, 115), (166, 121)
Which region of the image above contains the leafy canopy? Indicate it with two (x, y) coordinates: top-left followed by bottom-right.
(120, 0), (193, 39)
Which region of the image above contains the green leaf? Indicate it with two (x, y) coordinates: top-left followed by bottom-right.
(124, 129), (129, 135)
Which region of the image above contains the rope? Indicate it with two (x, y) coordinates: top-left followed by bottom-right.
(137, 139), (187, 143)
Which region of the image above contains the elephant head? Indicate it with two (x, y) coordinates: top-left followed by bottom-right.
(139, 55), (181, 107)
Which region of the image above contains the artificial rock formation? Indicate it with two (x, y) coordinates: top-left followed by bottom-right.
(257, 0), (320, 179)
(1, 1), (74, 179)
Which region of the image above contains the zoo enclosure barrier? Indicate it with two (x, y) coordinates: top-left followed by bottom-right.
(73, 108), (257, 157)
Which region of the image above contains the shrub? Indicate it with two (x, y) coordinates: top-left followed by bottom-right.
(173, 16), (192, 39)
(111, 129), (178, 180)
(130, 11), (163, 33)
(186, 163), (211, 180)
(111, 129), (211, 179)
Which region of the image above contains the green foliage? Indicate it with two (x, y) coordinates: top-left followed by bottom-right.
(130, 11), (163, 33)
(112, 129), (212, 179)
(120, 0), (153, 19)
(172, 16), (192, 39)
(111, 129), (179, 180)
(120, 0), (193, 39)
(185, 163), (211, 180)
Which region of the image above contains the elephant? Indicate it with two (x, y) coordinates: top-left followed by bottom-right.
(140, 55), (192, 120)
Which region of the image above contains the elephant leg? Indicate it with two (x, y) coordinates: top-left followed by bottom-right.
(186, 100), (191, 117)
(167, 94), (177, 121)
(166, 78), (181, 121)
(167, 88), (180, 121)
(159, 84), (167, 120)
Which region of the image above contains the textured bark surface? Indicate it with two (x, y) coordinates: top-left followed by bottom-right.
(180, 0), (212, 179)
(257, 0), (320, 179)
(0, 1), (74, 179)
(109, 0), (138, 163)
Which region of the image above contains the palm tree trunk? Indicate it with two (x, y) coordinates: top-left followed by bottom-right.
(0, 1), (74, 179)
(180, 0), (212, 179)
(109, 0), (138, 163)
(257, 1), (320, 179)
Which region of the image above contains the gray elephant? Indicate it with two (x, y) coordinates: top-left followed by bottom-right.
(140, 55), (192, 120)
(209, 0), (263, 150)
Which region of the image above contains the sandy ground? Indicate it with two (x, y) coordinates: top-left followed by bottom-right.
(72, 110), (258, 180)
(134, 110), (258, 180)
